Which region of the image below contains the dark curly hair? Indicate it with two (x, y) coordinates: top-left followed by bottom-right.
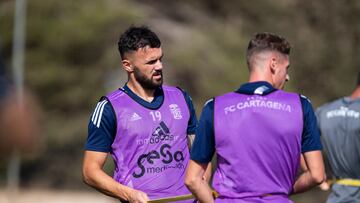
(118, 26), (161, 59)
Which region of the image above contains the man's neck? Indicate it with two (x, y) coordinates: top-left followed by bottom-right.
(248, 71), (273, 86)
(126, 81), (156, 102)
(350, 86), (360, 100)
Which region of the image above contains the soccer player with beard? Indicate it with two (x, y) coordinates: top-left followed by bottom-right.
(82, 26), (198, 203)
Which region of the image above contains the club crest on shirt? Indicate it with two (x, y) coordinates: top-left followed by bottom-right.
(169, 104), (182, 119)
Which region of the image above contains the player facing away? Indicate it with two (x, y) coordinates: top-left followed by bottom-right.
(316, 72), (360, 203)
(185, 32), (325, 203)
(82, 26), (198, 203)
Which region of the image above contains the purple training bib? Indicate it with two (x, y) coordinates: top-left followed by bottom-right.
(213, 90), (303, 202)
(106, 85), (192, 201)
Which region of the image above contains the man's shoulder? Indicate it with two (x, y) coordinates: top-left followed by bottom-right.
(269, 90), (302, 103)
(105, 88), (127, 101)
(162, 85), (184, 93)
(215, 91), (237, 99)
(317, 98), (344, 112)
(163, 85), (192, 100)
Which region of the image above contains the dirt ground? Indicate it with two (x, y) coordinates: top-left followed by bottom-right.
(0, 189), (117, 203)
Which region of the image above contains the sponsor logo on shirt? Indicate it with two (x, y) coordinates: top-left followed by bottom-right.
(136, 121), (179, 145)
(132, 121), (185, 178)
(130, 112), (142, 121)
(326, 106), (360, 119)
(169, 104), (182, 119)
(224, 96), (292, 114)
(150, 121), (175, 143)
(132, 144), (185, 178)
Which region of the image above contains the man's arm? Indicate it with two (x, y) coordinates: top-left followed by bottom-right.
(292, 151), (325, 194)
(291, 96), (326, 194)
(82, 151), (149, 203)
(185, 160), (214, 203)
(183, 89), (213, 183)
(84, 101), (149, 202)
(300, 154), (329, 191)
(186, 99), (216, 202)
(188, 134), (212, 182)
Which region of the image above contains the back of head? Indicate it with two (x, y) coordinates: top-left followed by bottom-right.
(246, 32), (291, 70)
(357, 71), (360, 86)
(118, 26), (161, 60)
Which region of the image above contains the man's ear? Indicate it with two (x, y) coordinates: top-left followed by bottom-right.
(269, 57), (277, 74)
(122, 59), (133, 73)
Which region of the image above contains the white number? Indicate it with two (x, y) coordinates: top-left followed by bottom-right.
(150, 111), (162, 121)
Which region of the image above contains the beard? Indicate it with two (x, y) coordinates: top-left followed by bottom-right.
(134, 68), (163, 90)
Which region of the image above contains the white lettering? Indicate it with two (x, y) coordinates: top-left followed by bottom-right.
(223, 97), (292, 115)
(224, 105), (236, 114)
(326, 106), (360, 119)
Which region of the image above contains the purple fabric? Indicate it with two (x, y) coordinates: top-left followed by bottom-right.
(213, 90), (303, 201)
(106, 85), (192, 201)
(215, 194), (292, 203)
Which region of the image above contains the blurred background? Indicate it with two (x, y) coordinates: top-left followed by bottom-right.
(0, 0), (359, 202)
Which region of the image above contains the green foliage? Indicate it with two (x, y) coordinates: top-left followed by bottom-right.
(0, 0), (359, 192)
(0, 0), (146, 188)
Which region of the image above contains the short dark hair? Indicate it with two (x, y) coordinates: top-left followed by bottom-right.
(357, 72), (360, 86)
(246, 32), (291, 67)
(118, 26), (161, 59)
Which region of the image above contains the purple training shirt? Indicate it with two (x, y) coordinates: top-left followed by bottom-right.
(106, 85), (192, 201)
(213, 90), (303, 202)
